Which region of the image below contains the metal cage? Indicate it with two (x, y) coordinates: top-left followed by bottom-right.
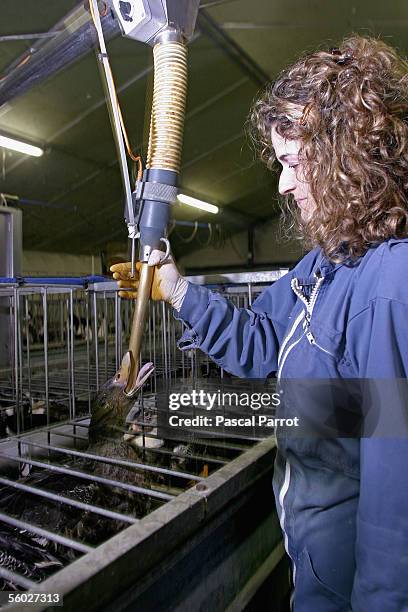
(0, 270), (290, 611)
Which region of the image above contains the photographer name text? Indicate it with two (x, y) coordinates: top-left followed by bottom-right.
(168, 415), (299, 428)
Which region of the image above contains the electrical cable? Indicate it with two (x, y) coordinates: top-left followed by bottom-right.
(196, 222), (213, 247)
(0, 53), (32, 84)
(168, 219), (177, 236)
(88, 0), (143, 180)
(175, 221), (199, 243)
(88, 0), (144, 276)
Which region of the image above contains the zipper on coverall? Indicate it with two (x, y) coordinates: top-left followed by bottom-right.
(276, 274), (325, 586)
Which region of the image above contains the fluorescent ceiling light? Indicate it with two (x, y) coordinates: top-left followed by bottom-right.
(0, 135), (43, 157)
(177, 193), (219, 214)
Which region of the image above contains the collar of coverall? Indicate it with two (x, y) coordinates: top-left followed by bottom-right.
(314, 246), (363, 278)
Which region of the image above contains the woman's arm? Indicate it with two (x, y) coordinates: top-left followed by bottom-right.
(175, 272), (296, 378)
(111, 251), (302, 379)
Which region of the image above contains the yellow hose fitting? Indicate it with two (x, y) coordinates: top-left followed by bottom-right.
(147, 41), (188, 173)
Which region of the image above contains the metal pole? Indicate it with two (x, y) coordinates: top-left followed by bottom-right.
(115, 290), (120, 371)
(70, 289), (76, 419)
(181, 331), (185, 380)
(60, 296), (64, 344)
(162, 301), (168, 380)
(103, 290), (108, 380)
(0, 510), (92, 554)
(66, 296), (72, 418)
(42, 288), (49, 426)
(0, 2), (121, 106)
(13, 288), (20, 434)
(93, 291), (99, 391)
(0, 476), (137, 525)
(17, 290), (24, 431)
(152, 302), (157, 393)
(24, 296), (32, 403)
(0, 453), (174, 502)
(86, 292), (91, 411)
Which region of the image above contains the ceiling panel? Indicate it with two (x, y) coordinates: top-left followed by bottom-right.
(0, 0), (407, 258)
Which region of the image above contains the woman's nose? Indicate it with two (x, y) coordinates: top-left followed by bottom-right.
(278, 169), (296, 196)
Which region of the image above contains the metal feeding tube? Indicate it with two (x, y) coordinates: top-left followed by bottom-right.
(102, 0), (199, 396)
(123, 37), (188, 396)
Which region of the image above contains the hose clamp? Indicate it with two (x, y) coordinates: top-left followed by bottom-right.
(134, 180), (178, 204)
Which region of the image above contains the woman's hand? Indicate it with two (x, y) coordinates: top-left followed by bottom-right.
(110, 250), (189, 310)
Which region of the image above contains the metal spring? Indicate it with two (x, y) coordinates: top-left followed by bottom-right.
(147, 41), (188, 173)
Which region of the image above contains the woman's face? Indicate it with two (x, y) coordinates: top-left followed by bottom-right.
(271, 125), (315, 222)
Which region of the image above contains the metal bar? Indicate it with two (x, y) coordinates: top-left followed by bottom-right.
(42, 288), (49, 426)
(0, 511), (92, 554)
(20, 440), (203, 482)
(66, 297), (72, 419)
(31, 437), (276, 609)
(0, 2), (121, 105)
(86, 292), (91, 412)
(12, 416), (88, 436)
(148, 303), (152, 373)
(103, 291), (108, 380)
(186, 269), (287, 284)
(181, 322), (186, 381)
(114, 291), (119, 371)
(0, 31), (62, 42)
(0, 453), (174, 502)
(24, 297), (32, 402)
(13, 288), (20, 434)
(69, 290), (76, 419)
(200, 0), (238, 7)
(153, 303), (157, 394)
(162, 302), (168, 380)
(167, 307), (172, 383)
(46, 425), (89, 442)
(119, 443), (226, 466)
(121, 426), (253, 451)
(24, 430), (88, 444)
(17, 291), (23, 432)
(0, 476), (137, 525)
(182, 131), (242, 171)
(93, 292), (99, 391)
(197, 9), (270, 87)
(0, 566), (37, 591)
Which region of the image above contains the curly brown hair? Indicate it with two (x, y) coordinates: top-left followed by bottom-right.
(249, 35), (408, 261)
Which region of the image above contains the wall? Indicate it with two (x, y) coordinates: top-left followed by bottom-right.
(22, 251), (102, 277)
(254, 217), (304, 264)
(178, 218), (304, 271)
(20, 219), (304, 277)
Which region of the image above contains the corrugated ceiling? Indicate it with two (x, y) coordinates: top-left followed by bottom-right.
(0, 0), (407, 260)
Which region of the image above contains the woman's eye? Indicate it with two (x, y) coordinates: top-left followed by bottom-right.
(288, 164), (299, 169)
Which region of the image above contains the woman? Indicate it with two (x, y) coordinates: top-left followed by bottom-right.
(112, 36), (408, 611)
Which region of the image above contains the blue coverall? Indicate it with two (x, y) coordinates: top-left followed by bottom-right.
(175, 238), (408, 611)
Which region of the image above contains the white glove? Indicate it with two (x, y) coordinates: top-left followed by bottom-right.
(110, 250), (188, 311)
